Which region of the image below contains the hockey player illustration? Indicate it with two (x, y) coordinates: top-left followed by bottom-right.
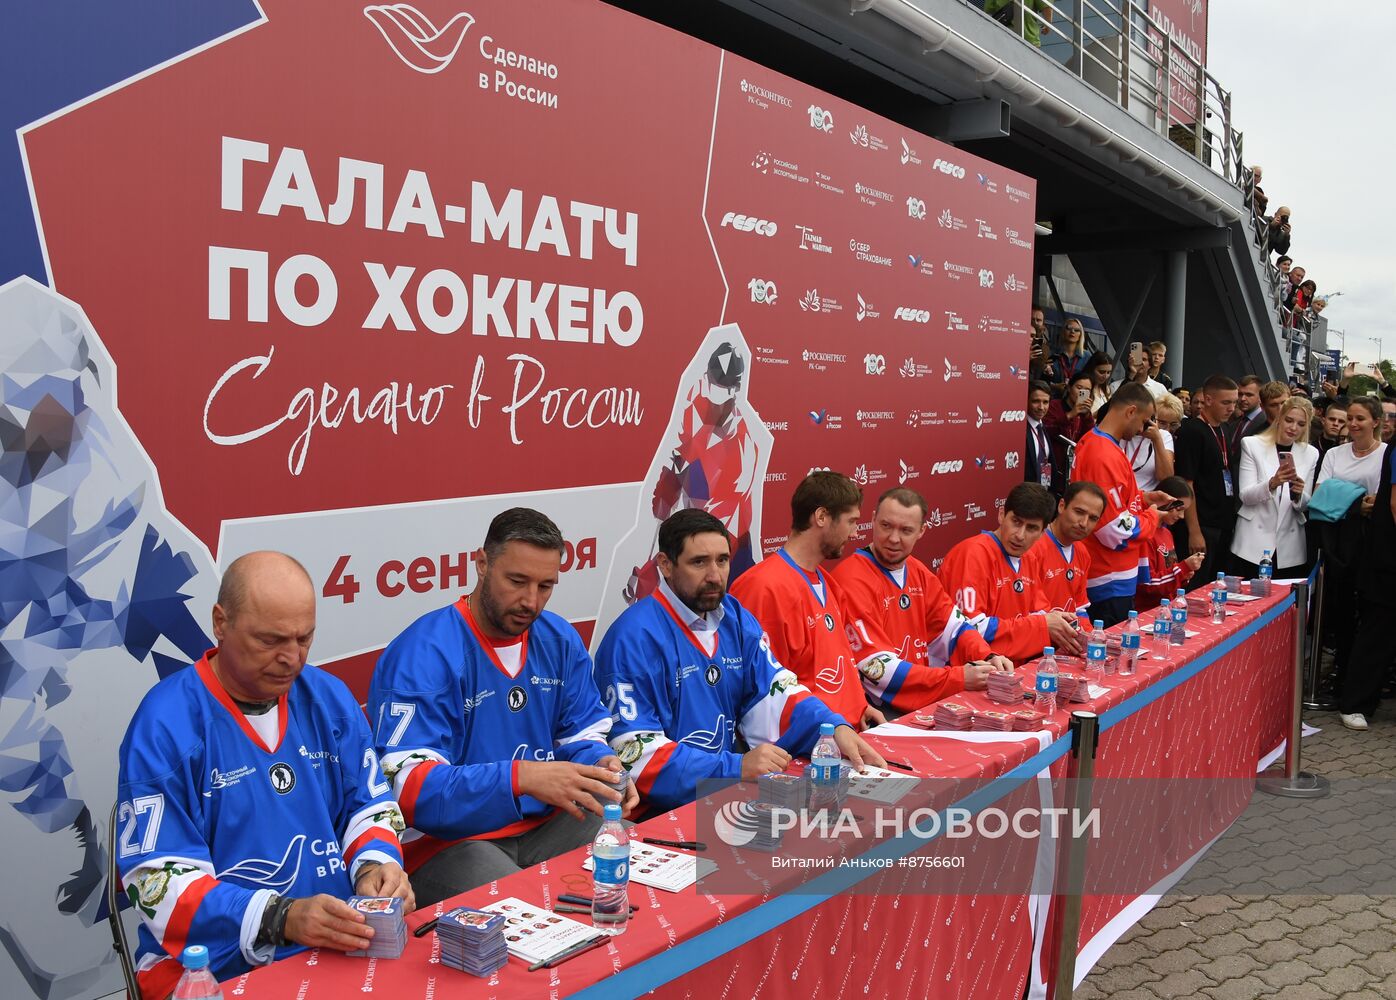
(0, 278), (217, 998)
(593, 325), (772, 646)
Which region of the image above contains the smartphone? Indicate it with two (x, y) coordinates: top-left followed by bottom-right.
(1278, 452), (1295, 471)
(1129, 342), (1145, 365)
(1077, 387), (1090, 402)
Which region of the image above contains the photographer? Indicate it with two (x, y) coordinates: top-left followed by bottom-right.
(1267, 207), (1292, 257)
(1122, 392), (1181, 492)
(1109, 343), (1166, 401)
(1028, 306), (1060, 385)
(1045, 372), (1097, 445)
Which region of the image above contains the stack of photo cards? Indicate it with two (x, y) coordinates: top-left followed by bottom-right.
(436, 907), (507, 977)
(345, 897), (407, 959)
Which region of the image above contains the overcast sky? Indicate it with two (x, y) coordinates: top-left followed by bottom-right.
(1208, 3), (1393, 365)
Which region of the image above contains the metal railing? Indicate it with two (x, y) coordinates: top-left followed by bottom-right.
(1245, 168), (1317, 381)
(981, 0), (1243, 187)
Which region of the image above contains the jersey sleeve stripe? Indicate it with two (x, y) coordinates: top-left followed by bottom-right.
(343, 825), (400, 867)
(738, 677), (810, 746)
(633, 740), (678, 798)
(777, 690), (809, 734)
(341, 801), (404, 852)
(163, 873), (219, 956)
(557, 717), (612, 746)
(138, 959), (183, 1000)
(397, 759), (440, 829)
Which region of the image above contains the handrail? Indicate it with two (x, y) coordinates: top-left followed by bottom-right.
(971, 0), (1238, 186)
(858, 0), (1244, 220)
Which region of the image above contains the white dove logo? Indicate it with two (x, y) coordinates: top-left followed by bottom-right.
(364, 5), (475, 74)
(216, 835), (307, 891)
(680, 714), (733, 750)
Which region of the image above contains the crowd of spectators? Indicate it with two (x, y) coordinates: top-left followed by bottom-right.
(1247, 165), (1329, 337)
(1022, 309), (1396, 732)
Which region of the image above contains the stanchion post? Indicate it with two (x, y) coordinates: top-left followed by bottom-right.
(1258, 582), (1330, 798)
(1302, 559), (1330, 710)
(1050, 711), (1099, 1000)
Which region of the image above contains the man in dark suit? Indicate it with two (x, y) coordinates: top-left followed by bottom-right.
(1024, 381), (1064, 498)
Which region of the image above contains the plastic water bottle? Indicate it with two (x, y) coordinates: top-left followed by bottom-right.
(809, 722), (842, 812)
(1086, 620), (1107, 677)
(1034, 647), (1058, 714)
(591, 803), (630, 934)
(1152, 599), (1171, 653)
(1170, 588), (1188, 646)
(172, 946), (223, 999)
(1120, 611), (1141, 675)
(1211, 572), (1228, 623)
(1256, 550), (1274, 597)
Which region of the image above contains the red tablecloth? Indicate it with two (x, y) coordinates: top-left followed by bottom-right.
(232, 589), (1294, 1000)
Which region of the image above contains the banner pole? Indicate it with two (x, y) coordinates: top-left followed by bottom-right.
(1050, 710), (1099, 999)
(1301, 559), (1330, 710)
(1258, 583), (1329, 798)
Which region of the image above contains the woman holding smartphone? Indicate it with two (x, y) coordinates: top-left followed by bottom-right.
(1045, 372), (1097, 444)
(1083, 351), (1114, 416)
(1230, 396), (1318, 578)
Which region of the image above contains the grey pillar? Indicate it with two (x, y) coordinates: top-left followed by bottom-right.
(1163, 249), (1187, 385)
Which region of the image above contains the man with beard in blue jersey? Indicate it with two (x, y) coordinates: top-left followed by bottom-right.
(369, 508), (638, 904)
(594, 509), (885, 812)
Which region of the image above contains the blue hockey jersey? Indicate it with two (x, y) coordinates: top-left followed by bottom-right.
(593, 586), (845, 810)
(368, 598), (612, 871)
(116, 652), (405, 996)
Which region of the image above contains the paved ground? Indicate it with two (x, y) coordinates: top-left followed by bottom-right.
(1076, 706), (1396, 1000)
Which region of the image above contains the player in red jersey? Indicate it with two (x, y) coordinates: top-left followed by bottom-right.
(1031, 481), (1107, 617)
(731, 473), (959, 727)
(1069, 382), (1175, 626)
(937, 484), (1085, 662)
(832, 486), (1012, 699)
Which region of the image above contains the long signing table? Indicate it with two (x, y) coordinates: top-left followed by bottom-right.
(234, 588), (1295, 999)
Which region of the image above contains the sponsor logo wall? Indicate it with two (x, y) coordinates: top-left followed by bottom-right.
(4, 2), (1033, 995)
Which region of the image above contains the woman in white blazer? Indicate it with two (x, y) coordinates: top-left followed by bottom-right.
(1231, 396), (1318, 576)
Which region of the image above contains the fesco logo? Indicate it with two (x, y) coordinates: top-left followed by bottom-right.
(933, 158), (966, 179)
(929, 460), (964, 475)
(893, 307), (930, 323)
(1001, 409), (1026, 421)
(721, 213), (777, 236)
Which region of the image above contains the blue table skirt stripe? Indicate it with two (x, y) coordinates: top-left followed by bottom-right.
(571, 593), (1295, 998)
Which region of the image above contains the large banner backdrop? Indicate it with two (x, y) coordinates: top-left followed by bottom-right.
(3, 1), (1034, 995)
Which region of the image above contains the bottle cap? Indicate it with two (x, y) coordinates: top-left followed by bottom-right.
(819, 722), (835, 735)
(1043, 646), (1055, 656)
(603, 803), (622, 821)
(1092, 620), (1104, 629)
(1176, 589), (1186, 596)
(181, 945), (210, 970)
(1217, 572), (1226, 580)
(1128, 611), (1138, 619)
